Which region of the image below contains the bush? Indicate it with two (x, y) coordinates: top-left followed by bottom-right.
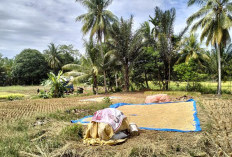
(60, 124), (83, 141)
(186, 83), (203, 92)
(38, 90), (51, 99)
(103, 96), (112, 104)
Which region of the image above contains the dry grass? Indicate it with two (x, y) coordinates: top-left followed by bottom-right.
(1, 91), (232, 156)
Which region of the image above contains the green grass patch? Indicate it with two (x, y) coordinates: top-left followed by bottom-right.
(0, 92), (25, 100)
(147, 81), (232, 94)
(60, 124), (83, 141)
(48, 101), (111, 121)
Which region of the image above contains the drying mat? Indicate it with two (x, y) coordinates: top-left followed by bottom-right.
(72, 99), (201, 132)
(79, 96), (120, 102)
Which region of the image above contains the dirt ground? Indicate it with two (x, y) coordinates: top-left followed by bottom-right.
(1, 92), (232, 156)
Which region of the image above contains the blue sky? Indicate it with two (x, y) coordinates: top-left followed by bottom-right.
(0, 0), (199, 58)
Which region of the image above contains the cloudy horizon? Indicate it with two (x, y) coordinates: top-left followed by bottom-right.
(0, 0), (199, 58)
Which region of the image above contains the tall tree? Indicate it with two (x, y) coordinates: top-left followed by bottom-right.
(0, 54), (6, 85)
(149, 7), (177, 90)
(76, 0), (117, 93)
(98, 43), (118, 91)
(187, 0), (232, 95)
(177, 34), (209, 67)
(63, 40), (100, 94)
(59, 44), (79, 65)
(108, 16), (144, 91)
(12, 49), (48, 85)
(131, 21), (158, 89)
(44, 43), (63, 74)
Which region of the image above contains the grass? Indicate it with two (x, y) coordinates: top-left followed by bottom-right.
(60, 124), (83, 141)
(148, 81), (232, 94)
(144, 90), (201, 96)
(0, 85), (232, 156)
(0, 100), (112, 157)
(0, 92), (25, 100)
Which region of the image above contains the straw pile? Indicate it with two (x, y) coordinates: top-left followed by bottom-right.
(118, 102), (196, 131)
(82, 102), (196, 131)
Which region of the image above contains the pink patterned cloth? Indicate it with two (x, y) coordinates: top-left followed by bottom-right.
(92, 108), (125, 132)
(145, 94), (171, 103)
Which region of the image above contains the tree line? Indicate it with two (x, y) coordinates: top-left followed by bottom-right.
(0, 44), (79, 85)
(1, 0), (232, 95)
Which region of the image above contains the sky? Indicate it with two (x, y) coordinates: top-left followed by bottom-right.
(0, 0), (199, 58)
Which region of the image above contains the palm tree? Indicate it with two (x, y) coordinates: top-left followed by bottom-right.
(135, 21), (156, 88)
(140, 21), (155, 47)
(187, 0), (232, 95)
(108, 16), (144, 92)
(63, 40), (100, 94)
(98, 43), (117, 93)
(76, 0), (118, 93)
(149, 7), (176, 90)
(44, 43), (62, 74)
(177, 34), (209, 67)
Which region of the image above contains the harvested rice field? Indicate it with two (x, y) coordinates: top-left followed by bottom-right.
(0, 91), (232, 156)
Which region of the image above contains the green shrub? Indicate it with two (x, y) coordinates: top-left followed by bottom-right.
(103, 96), (112, 104)
(60, 124), (83, 141)
(115, 87), (122, 92)
(38, 90), (52, 99)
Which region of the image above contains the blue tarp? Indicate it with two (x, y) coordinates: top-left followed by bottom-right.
(71, 99), (201, 132)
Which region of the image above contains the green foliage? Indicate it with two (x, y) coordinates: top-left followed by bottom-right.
(59, 44), (79, 65)
(174, 60), (207, 91)
(44, 43), (63, 73)
(0, 93), (25, 101)
(46, 71), (66, 98)
(174, 60), (207, 82)
(149, 7), (185, 90)
(44, 43), (78, 74)
(38, 90), (52, 99)
(76, 0), (117, 41)
(109, 16), (143, 91)
(60, 124), (83, 141)
(177, 34), (209, 67)
(132, 47), (161, 89)
(187, 0), (232, 94)
(11, 49), (49, 85)
(63, 40), (109, 94)
(103, 96), (112, 104)
(0, 54), (13, 86)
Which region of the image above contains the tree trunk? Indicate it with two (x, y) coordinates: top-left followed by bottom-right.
(99, 40), (108, 94)
(145, 71), (149, 89)
(168, 60), (171, 90)
(115, 73), (118, 88)
(217, 44), (222, 95)
(124, 64), (129, 92)
(165, 80), (169, 91)
(92, 73), (96, 95)
(103, 71), (107, 93)
(92, 73), (98, 95)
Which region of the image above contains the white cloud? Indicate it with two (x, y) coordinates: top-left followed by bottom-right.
(0, 0), (200, 58)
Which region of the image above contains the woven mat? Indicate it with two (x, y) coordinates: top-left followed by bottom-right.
(72, 99), (201, 132)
